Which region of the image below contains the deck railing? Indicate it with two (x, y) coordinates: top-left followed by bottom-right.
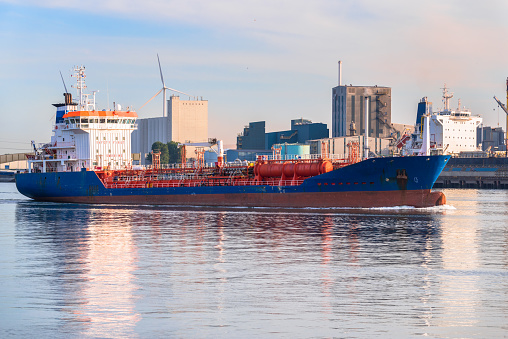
(258, 154), (346, 161)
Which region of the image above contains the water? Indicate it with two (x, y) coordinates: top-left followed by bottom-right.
(1, 183), (507, 338)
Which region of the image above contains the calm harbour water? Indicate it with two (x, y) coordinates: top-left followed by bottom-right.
(1, 183), (507, 338)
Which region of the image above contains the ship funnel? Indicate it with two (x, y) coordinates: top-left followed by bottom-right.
(217, 140), (224, 167)
(64, 93), (73, 105)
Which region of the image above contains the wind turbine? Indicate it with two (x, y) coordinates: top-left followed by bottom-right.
(139, 54), (191, 117)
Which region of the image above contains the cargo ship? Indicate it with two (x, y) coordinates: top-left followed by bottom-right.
(15, 67), (450, 208)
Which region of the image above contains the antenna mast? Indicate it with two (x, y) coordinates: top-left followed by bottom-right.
(441, 84), (453, 112)
(71, 66), (88, 110)
(71, 65), (95, 111)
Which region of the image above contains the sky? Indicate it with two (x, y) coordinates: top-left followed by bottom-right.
(1, 0), (508, 153)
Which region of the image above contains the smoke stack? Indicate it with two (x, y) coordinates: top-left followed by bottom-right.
(338, 60), (342, 86)
(64, 93), (72, 105)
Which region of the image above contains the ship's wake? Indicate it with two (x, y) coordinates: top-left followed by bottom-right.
(367, 204), (456, 211)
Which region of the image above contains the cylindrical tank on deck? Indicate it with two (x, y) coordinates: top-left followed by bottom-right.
(258, 162), (284, 177)
(255, 160), (333, 179)
(294, 162), (312, 177)
(283, 162), (295, 177)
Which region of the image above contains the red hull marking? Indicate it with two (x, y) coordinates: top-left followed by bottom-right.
(40, 189), (446, 208)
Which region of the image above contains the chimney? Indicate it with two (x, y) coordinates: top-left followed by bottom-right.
(338, 60), (342, 86)
(64, 93), (72, 105)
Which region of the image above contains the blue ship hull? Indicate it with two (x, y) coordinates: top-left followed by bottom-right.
(15, 155), (450, 208)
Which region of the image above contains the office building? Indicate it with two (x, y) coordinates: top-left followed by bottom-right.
(237, 119), (329, 150)
(479, 126), (506, 152)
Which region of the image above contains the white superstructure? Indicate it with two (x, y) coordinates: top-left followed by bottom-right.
(405, 85), (482, 155)
(28, 66), (138, 173)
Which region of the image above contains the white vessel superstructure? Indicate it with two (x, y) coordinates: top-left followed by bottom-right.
(28, 66), (138, 173)
(405, 85), (482, 155)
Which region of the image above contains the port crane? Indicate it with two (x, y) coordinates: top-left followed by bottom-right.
(493, 96), (508, 115)
(493, 77), (508, 155)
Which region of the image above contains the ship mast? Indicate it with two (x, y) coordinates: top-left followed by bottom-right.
(441, 83), (453, 112)
(71, 66), (95, 111)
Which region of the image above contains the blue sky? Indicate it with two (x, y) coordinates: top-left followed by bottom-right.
(1, 0), (508, 152)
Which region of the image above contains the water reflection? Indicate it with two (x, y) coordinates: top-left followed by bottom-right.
(213, 213), (227, 327)
(79, 208), (139, 338)
(15, 203), (140, 338)
(319, 216), (333, 315)
(11, 194), (507, 338)
(435, 190), (481, 332)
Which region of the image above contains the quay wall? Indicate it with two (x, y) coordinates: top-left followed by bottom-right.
(434, 157), (508, 189)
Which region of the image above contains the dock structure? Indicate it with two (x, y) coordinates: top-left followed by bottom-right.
(0, 153), (31, 165)
(434, 157), (508, 189)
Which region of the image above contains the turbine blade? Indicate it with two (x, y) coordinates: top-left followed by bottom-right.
(157, 53), (165, 87)
(139, 89), (163, 110)
(167, 87), (192, 97)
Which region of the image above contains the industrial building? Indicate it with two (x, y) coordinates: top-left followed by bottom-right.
(332, 61), (393, 139)
(226, 149), (272, 162)
(332, 85), (392, 139)
(132, 95), (208, 164)
(479, 126), (506, 152)
(168, 95), (208, 143)
(226, 144), (311, 163)
(236, 119), (329, 150)
(236, 121), (266, 150)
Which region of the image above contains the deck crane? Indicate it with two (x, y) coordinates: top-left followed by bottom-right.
(179, 138), (224, 167)
(493, 77), (508, 155)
